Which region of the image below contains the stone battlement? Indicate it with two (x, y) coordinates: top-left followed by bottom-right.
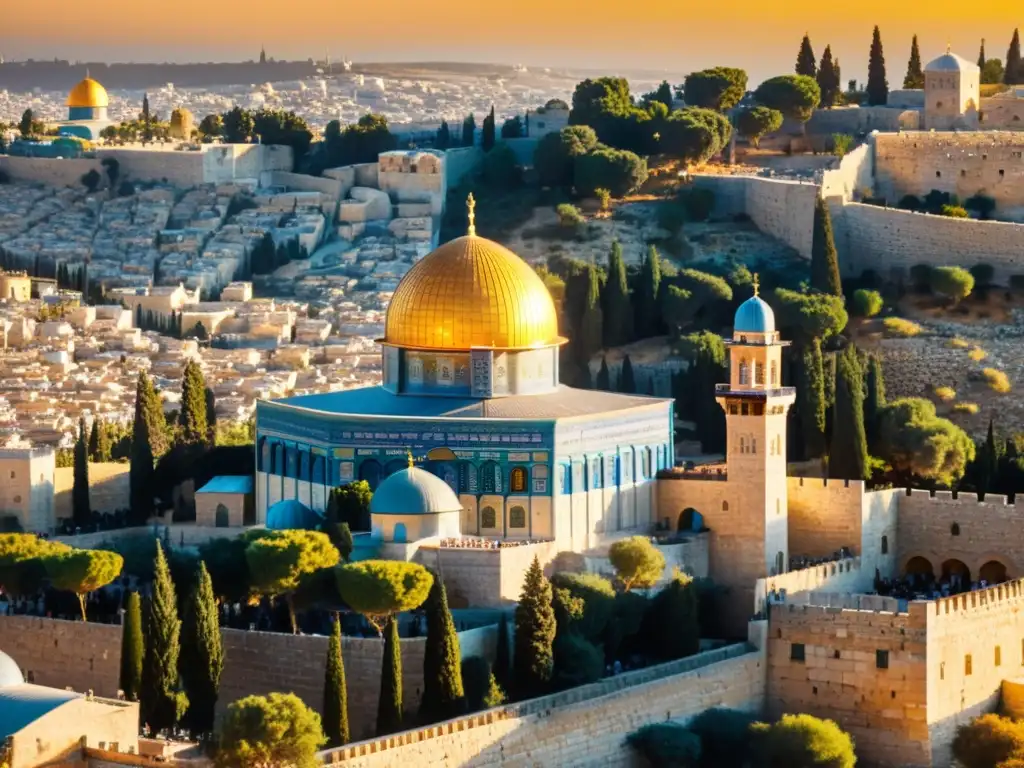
(777, 602), (911, 618)
(928, 578), (1024, 620)
(790, 477), (866, 492)
(905, 488), (1014, 506)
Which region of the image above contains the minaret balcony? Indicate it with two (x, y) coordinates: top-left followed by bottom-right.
(714, 384), (797, 399)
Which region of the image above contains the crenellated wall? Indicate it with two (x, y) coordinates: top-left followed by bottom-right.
(755, 558), (870, 617)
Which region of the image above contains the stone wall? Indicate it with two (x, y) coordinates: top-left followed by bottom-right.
(897, 489), (1023, 580)
(321, 642), (765, 766)
(980, 95), (1024, 129)
(268, 171), (346, 206)
(55, 462), (131, 519)
(787, 478), (866, 560)
(755, 558), (870, 617)
(768, 602), (931, 767)
(0, 156), (104, 188)
(52, 522), (250, 550)
(425, 541), (558, 609)
(0, 615), (496, 742)
(444, 147), (483, 189)
(820, 139), (875, 202)
(805, 107), (920, 137)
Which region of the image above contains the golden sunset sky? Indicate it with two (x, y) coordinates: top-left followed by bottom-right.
(0, 0), (1020, 84)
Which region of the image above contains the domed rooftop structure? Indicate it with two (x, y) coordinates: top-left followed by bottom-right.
(266, 499), (321, 531)
(734, 278), (776, 335)
(925, 50), (979, 73)
(382, 195), (564, 352)
(0, 649), (23, 687)
(370, 463), (463, 516)
(67, 77), (109, 109)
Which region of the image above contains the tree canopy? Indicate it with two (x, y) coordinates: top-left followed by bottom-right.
(608, 536), (665, 591)
(335, 560), (433, 632)
(0, 534), (70, 598)
(877, 398), (976, 486)
(929, 266), (975, 305)
(867, 26), (889, 105)
(660, 108), (732, 165)
(573, 146), (648, 197)
(756, 713), (857, 768)
(682, 67), (748, 112)
(754, 75), (821, 122)
(736, 107), (783, 148)
(44, 548), (123, 621)
(322, 114), (398, 168)
(215, 693), (325, 768)
(770, 288), (848, 342)
(533, 125), (599, 188)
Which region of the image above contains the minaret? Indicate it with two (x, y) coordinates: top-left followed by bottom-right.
(715, 276), (796, 576)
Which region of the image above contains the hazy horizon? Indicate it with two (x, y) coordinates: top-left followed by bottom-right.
(1, 2), (1022, 86)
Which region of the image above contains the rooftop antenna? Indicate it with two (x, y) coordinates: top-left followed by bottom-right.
(466, 193), (476, 236)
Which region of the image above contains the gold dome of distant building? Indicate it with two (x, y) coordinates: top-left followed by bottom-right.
(67, 77), (109, 109)
(383, 195), (564, 352)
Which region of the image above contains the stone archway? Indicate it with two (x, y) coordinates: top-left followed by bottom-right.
(980, 560), (1009, 585)
(215, 503), (229, 528)
(904, 556), (935, 579)
(678, 507), (704, 532)
(941, 559), (971, 590)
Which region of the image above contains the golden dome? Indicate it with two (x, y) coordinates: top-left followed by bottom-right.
(67, 77), (109, 109)
(384, 200), (564, 351)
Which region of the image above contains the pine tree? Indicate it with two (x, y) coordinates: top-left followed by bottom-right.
(376, 615), (403, 736)
(864, 353), (886, 451)
(514, 556), (556, 699)
(596, 356), (611, 390)
(904, 35), (925, 89)
(482, 106), (496, 152)
(602, 240), (633, 347)
(619, 355), (637, 393)
(867, 26), (889, 106)
(635, 245), (662, 339)
(979, 39), (987, 69)
(979, 418), (999, 496)
(120, 591), (144, 702)
(796, 34), (817, 77)
(142, 94), (152, 144)
(141, 541), (188, 736)
(799, 339), (827, 460)
(461, 114), (476, 147)
(135, 371), (168, 457)
(130, 376), (156, 526)
(204, 387), (217, 446)
(436, 121), (451, 150)
(810, 197), (842, 296)
(180, 562), (223, 738)
(578, 266), (603, 365)
(419, 579), (466, 723)
(493, 612), (511, 693)
(1008, 29), (1023, 85)
(323, 616), (349, 747)
(178, 359), (208, 445)
(829, 344), (869, 481)
(817, 46), (841, 107)
(72, 417), (91, 527)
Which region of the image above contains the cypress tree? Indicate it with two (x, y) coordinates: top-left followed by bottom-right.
(436, 120), (450, 150)
(493, 612), (511, 693)
(979, 418), (999, 496)
(635, 245), (662, 339)
(619, 355), (637, 393)
(135, 371), (168, 457)
(799, 339), (827, 460)
(419, 579), (466, 723)
(829, 344), (869, 481)
(579, 266), (603, 364)
(796, 34), (817, 77)
(810, 197), (842, 296)
(514, 556), (556, 699)
(72, 417), (91, 527)
(596, 356), (611, 390)
(120, 591), (144, 702)
(482, 106), (496, 152)
(180, 562), (223, 738)
(323, 615), (350, 747)
(817, 46), (841, 107)
(867, 25), (889, 106)
(130, 377), (156, 527)
(178, 359), (208, 445)
(979, 39), (986, 69)
(376, 615), (403, 736)
(204, 387), (217, 446)
(602, 240), (633, 347)
(1007, 29), (1023, 85)
(140, 541), (188, 736)
(864, 353), (886, 451)
(904, 35), (924, 89)
(461, 114), (475, 147)
(88, 419), (101, 462)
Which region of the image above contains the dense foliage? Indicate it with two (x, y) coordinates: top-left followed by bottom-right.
(753, 75), (821, 121)
(215, 692), (325, 768)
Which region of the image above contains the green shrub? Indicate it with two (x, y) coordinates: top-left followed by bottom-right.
(830, 133), (854, 157)
(983, 368), (1011, 393)
(626, 723), (702, 767)
(969, 346), (987, 362)
(952, 714), (1024, 768)
(556, 203), (584, 227)
(657, 201), (687, 233)
(970, 263), (996, 287)
(687, 707), (761, 768)
(929, 266), (975, 304)
(953, 402), (980, 414)
(758, 713), (856, 768)
(851, 288), (883, 317)
(934, 386), (956, 402)
(460, 656), (505, 712)
(604, 590), (648, 662)
(574, 146), (648, 197)
(882, 317), (922, 337)
(550, 572), (616, 644)
(552, 633), (604, 690)
(678, 187), (716, 222)
(965, 194), (997, 220)
(897, 194), (921, 210)
(595, 188), (611, 211)
(940, 204), (970, 218)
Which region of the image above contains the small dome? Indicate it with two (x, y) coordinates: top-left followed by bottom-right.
(370, 466), (463, 515)
(734, 295), (776, 334)
(67, 77), (109, 109)
(925, 52), (978, 73)
(266, 499), (321, 530)
(0, 650), (23, 687)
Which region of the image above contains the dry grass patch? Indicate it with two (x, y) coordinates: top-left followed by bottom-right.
(982, 368), (1012, 394)
(947, 338), (970, 349)
(969, 346), (988, 362)
(883, 317), (922, 338)
(953, 402), (980, 414)
(934, 386), (957, 402)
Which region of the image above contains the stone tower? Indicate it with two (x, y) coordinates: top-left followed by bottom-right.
(716, 277), (796, 578)
(924, 47), (980, 130)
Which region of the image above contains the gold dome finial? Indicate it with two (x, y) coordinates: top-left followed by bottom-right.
(407, 449), (415, 469)
(947, 41), (952, 54)
(466, 193), (476, 237)
(753, 273), (760, 297)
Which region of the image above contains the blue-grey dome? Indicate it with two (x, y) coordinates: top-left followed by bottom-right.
(734, 295), (775, 334)
(370, 466), (462, 515)
(0, 650), (23, 687)
(266, 499), (322, 531)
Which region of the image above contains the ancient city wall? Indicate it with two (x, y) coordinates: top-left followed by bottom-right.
(755, 558), (870, 617)
(820, 139), (874, 202)
(806, 107), (920, 138)
(787, 478), (866, 560)
(0, 615), (496, 741)
(0, 156), (104, 188)
(54, 462), (130, 518)
(896, 489), (1023, 580)
(768, 603), (931, 767)
(873, 131), (1024, 218)
(924, 580), (1024, 765)
(322, 641), (765, 766)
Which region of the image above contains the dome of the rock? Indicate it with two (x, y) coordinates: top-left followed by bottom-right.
(67, 77), (109, 109)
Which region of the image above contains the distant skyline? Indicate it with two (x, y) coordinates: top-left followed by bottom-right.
(0, 3), (1021, 85)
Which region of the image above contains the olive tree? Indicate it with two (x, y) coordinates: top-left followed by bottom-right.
(45, 548), (123, 621)
(753, 75), (822, 122)
(929, 266), (975, 306)
(736, 106), (784, 147)
(608, 536), (665, 591)
(335, 560), (434, 633)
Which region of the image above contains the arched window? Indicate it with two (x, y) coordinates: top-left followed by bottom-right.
(738, 359), (750, 385)
(393, 523), (408, 543)
(509, 505), (527, 529)
(440, 464), (458, 493)
(259, 438), (271, 472)
(510, 466), (528, 494)
(458, 462), (478, 494)
(641, 449), (652, 480)
(739, 437), (746, 454)
(558, 464), (571, 495)
(605, 455), (616, 486)
(215, 503), (230, 528)
(358, 459), (382, 491)
(751, 438), (757, 454)
(951, 522), (961, 536)
(589, 457), (603, 490)
(770, 361), (778, 387)
(311, 455), (325, 484)
(480, 506), (497, 529)
(621, 448), (634, 484)
(480, 461), (502, 494)
(532, 465), (549, 494)
(755, 362), (764, 385)
(722, 501), (729, 511)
